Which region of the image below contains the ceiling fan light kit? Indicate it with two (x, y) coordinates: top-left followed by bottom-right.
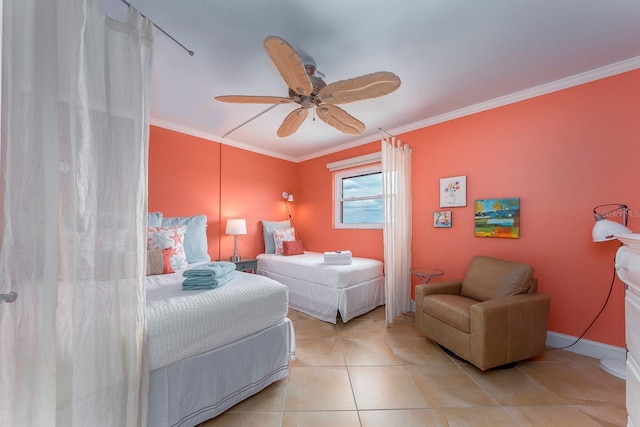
(215, 35), (400, 137)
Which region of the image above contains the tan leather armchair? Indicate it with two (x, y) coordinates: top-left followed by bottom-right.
(415, 255), (550, 370)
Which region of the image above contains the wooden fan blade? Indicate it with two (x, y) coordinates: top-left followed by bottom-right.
(215, 95), (293, 104)
(263, 36), (313, 96)
(316, 104), (365, 135)
(317, 71), (401, 105)
(277, 108), (309, 137)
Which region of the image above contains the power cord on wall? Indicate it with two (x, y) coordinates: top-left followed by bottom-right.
(285, 199), (308, 250)
(546, 256), (618, 351)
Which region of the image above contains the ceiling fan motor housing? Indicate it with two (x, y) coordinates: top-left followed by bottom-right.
(289, 75), (326, 108)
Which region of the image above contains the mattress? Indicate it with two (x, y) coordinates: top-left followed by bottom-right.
(256, 251), (383, 289)
(145, 267), (289, 371)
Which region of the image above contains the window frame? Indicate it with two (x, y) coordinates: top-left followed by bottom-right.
(333, 163), (383, 229)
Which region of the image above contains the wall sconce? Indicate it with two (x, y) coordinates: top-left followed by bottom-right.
(225, 218), (247, 263)
(282, 191), (294, 202)
(592, 204), (632, 242)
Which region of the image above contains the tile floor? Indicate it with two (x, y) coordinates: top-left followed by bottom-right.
(201, 306), (627, 426)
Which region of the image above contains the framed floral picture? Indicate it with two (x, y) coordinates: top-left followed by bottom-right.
(433, 211), (452, 228)
(440, 176), (467, 207)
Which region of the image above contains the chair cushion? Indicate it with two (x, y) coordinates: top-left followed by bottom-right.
(460, 256), (534, 302)
(423, 294), (477, 333)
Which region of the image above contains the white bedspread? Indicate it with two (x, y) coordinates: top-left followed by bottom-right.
(257, 252), (383, 289)
(145, 268), (289, 371)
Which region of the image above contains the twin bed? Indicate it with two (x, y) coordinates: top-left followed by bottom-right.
(257, 251), (385, 323)
(145, 215), (384, 426)
(145, 266), (294, 427)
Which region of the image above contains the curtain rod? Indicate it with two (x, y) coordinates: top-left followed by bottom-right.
(379, 127), (411, 147)
(121, 0), (194, 56)
(378, 127), (397, 138)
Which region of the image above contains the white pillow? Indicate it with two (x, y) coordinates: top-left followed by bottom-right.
(261, 219), (291, 254)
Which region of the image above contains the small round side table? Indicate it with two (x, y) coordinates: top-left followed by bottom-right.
(411, 268), (444, 284)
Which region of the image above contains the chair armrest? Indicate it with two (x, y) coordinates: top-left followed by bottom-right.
(469, 293), (551, 369)
(415, 280), (462, 332)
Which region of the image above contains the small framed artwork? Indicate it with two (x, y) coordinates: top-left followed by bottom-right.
(474, 198), (520, 238)
(434, 210), (452, 228)
(440, 176), (467, 207)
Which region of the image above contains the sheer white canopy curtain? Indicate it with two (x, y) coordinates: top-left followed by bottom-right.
(381, 134), (412, 326)
(1, 1), (153, 426)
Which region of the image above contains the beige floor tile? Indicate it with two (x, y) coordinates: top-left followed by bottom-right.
(199, 411), (283, 427)
(504, 405), (600, 426)
(292, 318), (338, 339)
(341, 336), (401, 366)
(359, 409), (440, 426)
(206, 308), (627, 427)
(356, 305), (386, 321)
(374, 316), (424, 338)
(407, 364), (498, 408)
(433, 407), (518, 427)
(290, 337), (345, 367)
(349, 365), (428, 410)
(284, 366), (356, 411)
(337, 318), (382, 338)
(517, 361), (626, 406)
(576, 405), (629, 427)
(282, 411), (361, 427)
(385, 334), (456, 366)
(460, 364), (566, 406)
(227, 377), (287, 412)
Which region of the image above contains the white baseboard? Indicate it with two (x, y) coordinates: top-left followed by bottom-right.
(545, 331), (626, 361)
(409, 300), (626, 361)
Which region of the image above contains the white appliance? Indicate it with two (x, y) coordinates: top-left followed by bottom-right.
(616, 233), (640, 427)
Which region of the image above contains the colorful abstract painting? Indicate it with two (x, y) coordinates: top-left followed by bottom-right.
(474, 198), (520, 238)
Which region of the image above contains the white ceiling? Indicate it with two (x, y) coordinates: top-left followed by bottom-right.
(100, 0), (640, 162)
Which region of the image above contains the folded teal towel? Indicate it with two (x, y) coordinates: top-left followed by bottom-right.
(182, 270), (237, 290)
(183, 261), (237, 278)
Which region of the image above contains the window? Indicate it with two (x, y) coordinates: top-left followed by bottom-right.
(334, 164), (383, 229)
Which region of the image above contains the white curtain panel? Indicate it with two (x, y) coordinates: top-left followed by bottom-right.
(0, 1), (152, 426)
(382, 135), (412, 325)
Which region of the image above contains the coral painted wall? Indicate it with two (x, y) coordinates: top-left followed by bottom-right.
(298, 69), (640, 347)
(149, 69), (639, 348)
(148, 127), (298, 261)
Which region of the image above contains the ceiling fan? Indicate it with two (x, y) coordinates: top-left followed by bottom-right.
(215, 35), (401, 137)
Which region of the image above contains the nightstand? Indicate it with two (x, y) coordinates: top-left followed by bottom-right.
(231, 258), (258, 274)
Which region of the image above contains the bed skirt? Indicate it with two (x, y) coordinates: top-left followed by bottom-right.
(259, 269), (385, 323)
(148, 318), (294, 427)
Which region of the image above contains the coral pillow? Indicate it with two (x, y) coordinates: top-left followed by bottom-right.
(147, 225), (188, 270)
(283, 240), (304, 256)
(273, 227), (296, 255)
(146, 248), (175, 275)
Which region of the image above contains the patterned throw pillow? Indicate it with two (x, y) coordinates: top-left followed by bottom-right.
(273, 227), (296, 255)
(147, 225), (188, 270)
(283, 240), (304, 256)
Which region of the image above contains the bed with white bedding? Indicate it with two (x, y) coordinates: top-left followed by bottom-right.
(145, 266), (294, 427)
(257, 251), (384, 323)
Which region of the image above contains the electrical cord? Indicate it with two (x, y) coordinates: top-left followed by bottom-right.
(546, 254), (618, 351)
(285, 199), (308, 250)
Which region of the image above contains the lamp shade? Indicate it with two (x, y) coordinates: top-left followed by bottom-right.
(592, 218), (632, 242)
(225, 219), (247, 235)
